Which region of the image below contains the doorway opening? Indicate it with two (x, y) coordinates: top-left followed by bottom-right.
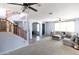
(42, 23), (45, 35)
(32, 22), (40, 37)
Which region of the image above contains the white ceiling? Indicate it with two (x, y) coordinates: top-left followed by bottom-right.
(0, 3), (79, 21)
(28, 3), (79, 21)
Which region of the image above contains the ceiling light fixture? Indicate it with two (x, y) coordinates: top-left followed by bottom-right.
(48, 12), (53, 15)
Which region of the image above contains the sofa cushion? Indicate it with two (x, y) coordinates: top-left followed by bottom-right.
(64, 38), (71, 41)
(71, 35), (77, 41)
(65, 32), (71, 38)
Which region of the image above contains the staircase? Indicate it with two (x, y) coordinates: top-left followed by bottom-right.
(0, 18), (27, 54)
(0, 18), (27, 40)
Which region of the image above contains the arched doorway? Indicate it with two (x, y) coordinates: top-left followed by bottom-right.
(31, 22), (40, 42)
(32, 22), (40, 37)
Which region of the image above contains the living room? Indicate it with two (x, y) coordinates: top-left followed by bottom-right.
(0, 3), (79, 55)
(1, 0), (79, 59)
(27, 3), (79, 54)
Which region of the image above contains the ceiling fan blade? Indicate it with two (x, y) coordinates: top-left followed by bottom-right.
(8, 3), (23, 6)
(29, 7), (37, 12)
(28, 3), (38, 5)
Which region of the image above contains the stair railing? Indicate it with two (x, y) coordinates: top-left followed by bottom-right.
(0, 19), (27, 40)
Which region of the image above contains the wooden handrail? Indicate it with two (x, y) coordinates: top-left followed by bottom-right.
(0, 19), (27, 40)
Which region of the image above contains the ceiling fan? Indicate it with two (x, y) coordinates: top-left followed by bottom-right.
(8, 3), (38, 12)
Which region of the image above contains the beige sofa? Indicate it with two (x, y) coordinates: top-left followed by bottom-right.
(63, 32), (77, 47)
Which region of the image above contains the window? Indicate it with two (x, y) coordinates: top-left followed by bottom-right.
(55, 21), (75, 32)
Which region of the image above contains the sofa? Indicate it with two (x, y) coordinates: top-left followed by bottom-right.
(63, 32), (77, 47)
